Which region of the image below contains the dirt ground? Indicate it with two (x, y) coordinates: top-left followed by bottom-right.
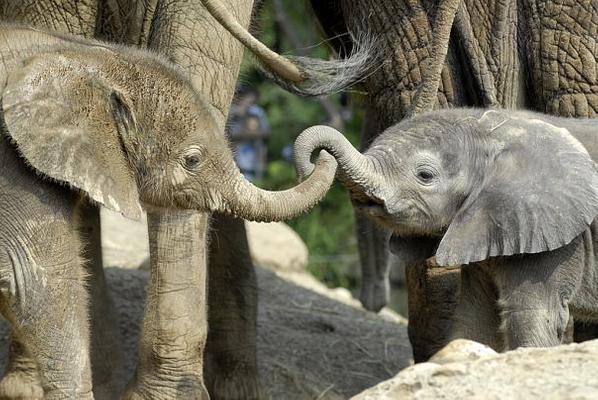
(0, 266), (412, 399)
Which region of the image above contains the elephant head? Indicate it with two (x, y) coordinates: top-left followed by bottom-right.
(2, 44), (336, 222)
(294, 108), (598, 266)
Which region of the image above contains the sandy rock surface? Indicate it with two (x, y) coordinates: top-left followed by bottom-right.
(101, 209), (149, 269)
(352, 339), (598, 400)
(245, 221), (308, 272)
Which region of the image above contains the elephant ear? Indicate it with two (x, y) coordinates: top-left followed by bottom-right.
(2, 52), (142, 219)
(436, 111), (598, 266)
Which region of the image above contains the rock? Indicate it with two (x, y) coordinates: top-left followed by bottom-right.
(100, 210), (309, 274)
(352, 339), (598, 400)
(429, 339), (497, 364)
(100, 208), (149, 270)
(245, 221), (308, 272)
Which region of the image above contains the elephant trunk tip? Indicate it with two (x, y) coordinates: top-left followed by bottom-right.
(293, 125), (343, 181)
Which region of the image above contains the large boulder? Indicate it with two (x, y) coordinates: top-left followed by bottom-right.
(245, 220), (308, 273)
(352, 339), (598, 399)
(101, 209), (149, 269)
(101, 209), (309, 274)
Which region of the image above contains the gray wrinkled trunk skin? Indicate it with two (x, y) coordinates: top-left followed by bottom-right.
(0, 1), (124, 398)
(313, 0), (598, 360)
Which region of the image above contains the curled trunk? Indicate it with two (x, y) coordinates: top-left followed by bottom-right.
(216, 150), (337, 222)
(293, 125), (385, 198)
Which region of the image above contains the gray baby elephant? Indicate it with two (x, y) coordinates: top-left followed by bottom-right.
(0, 25), (335, 398)
(295, 108), (598, 351)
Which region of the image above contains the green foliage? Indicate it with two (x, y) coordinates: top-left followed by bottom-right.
(238, 1), (364, 288)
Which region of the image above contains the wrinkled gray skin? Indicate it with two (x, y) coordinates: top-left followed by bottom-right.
(0, 25), (337, 399)
(295, 107), (598, 352)
(310, 0), (598, 360)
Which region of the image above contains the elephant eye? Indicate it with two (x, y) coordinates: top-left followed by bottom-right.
(182, 147), (203, 170)
(415, 168), (437, 184)
(184, 154), (201, 169)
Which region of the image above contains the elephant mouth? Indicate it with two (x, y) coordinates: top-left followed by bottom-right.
(351, 196), (400, 231)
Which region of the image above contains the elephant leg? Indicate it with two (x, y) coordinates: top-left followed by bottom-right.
(124, 210), (209, 400)
(356, 210), (391, 312)
(451, 266), (502, 351)
(78, 203), (122, 399)
(0, 233), (93, 399)
(406, 263), (460, 362)
(0, 330), (43, 399)
(205, 214), (260, 400)
(494, 244), (583, 349)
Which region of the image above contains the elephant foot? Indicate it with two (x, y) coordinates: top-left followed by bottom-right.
(207, 372), (261, 400)
(360, 278), (390, 312)
(0, 369), (43, 400)
(123, 375), (209, 400)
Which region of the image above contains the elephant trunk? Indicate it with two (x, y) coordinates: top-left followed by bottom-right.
(294, 125), (385, 199)
(216, 150), (337, 222)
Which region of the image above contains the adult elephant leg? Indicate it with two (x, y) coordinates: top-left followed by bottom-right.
(205, 214), (260, 400)
(137, 2), (258, 399)
(79, 202), (123, 399)
(355, 212), (391, 312)
(124, 210), (209, 399)
(356, 109), (391, 312)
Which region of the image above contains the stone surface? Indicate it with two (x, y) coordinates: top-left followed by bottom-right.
(101, 208), (149, 270)
(352, 339), (598, 400)
(101, 210), (309, 274)
(245, 220), (308, 272)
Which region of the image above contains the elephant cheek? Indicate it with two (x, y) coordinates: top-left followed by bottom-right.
(171, 166), (187, 186)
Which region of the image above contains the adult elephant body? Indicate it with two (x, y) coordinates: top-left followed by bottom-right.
(310, 0), (598, 360)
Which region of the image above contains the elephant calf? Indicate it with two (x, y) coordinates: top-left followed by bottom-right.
(295, 108), (598, 351)
(0, 25), (336, 398)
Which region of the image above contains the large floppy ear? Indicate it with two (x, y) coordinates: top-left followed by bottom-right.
(436, 110), (598, 266)
(2, 51), (142, 219)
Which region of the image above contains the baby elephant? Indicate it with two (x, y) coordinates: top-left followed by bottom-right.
(0, 25), (335, 398)
(295, 108), (598, 351)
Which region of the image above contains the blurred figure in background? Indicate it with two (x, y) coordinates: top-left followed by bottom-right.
(228, 86), (271, 181)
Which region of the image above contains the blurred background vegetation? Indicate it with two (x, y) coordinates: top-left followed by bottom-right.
(234, 0), (363, 289)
